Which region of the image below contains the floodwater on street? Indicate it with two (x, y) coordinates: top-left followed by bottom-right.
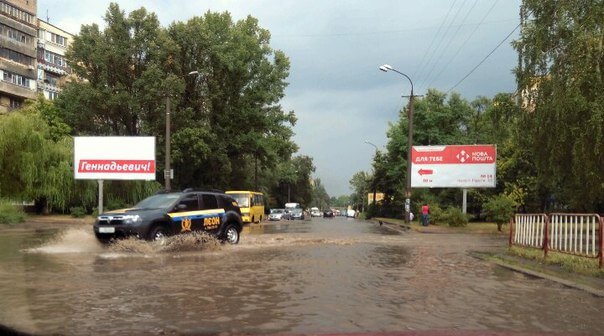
(0, 216), (602, 335)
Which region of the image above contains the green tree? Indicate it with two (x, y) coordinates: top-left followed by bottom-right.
(0, 99), (78, 211)
(167, 12), (297, 190)
(58, 3), (170, 136)
(514, 0), (604, 211)
(365, 88), (533, 219)
(311, 178), (330, 209)
(330, 195), (351, 208)
(270, 156), (315, 208)
(56, 3), (298, 196)
(349, 171), (370, 211)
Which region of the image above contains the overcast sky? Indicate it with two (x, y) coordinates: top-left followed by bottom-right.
(39, 0), (522, 197)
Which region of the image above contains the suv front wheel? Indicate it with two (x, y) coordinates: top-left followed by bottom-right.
(222, 224), (240, 244)
(148, 225), (168, 241)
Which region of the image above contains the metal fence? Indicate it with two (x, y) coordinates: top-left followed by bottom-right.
(510, 213), (603, 268)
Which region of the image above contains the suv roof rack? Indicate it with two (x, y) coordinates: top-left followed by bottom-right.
(182, 188), (224, 193)
(155, 189), (178, 194)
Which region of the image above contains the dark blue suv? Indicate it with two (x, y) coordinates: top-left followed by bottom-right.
(93, 189), (243, 244)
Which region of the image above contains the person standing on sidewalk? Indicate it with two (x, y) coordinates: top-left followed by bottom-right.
(421, 203), (430, 226)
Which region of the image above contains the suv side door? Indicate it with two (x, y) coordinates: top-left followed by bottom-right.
(200, 193), (222, 233)
(170, 193), (202, 233)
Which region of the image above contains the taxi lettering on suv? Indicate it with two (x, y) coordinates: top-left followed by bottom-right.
(94, 189), (243, 244)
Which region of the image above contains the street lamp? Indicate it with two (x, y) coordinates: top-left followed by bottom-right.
(364, 140), (379, 208)
(164, 70), (202, 191)
(379, 64), (415, 224)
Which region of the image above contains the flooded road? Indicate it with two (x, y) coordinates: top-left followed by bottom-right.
(0, 217), (603, 335)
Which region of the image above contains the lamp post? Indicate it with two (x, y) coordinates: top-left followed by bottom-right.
(379, 64), (415, 224)
(364, 140), (378, 208)
(165, 70), (201, 191)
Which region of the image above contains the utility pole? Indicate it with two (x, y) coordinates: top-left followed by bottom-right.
(164, 95), (171, 191)
(403, 91), (414, 224)
(380, 64), (422, 225)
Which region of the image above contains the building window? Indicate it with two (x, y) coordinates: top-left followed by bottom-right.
(44, 72), (59, 86)
(0, 2), (34, 25)
(0, 24), (33, 45)
(50, 32), (66, 46)
(44, 50), (66, 67)
(0, 47), (34, 66)
(9, 97), (21, 109)
(3, 71), (32, 88)
(47, 91), (59, 100)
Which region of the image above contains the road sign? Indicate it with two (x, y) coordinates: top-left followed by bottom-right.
(411, 145), (496, 188)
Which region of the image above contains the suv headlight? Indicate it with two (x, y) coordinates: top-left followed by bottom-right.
(123, 215), (142, 225)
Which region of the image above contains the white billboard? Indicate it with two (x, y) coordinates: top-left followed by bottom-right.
(74, 136), (156, 180)
(411, 145), (496, 188)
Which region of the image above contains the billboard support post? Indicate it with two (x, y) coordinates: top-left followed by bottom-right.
(462, 188), (467, 214)
(98, 180), (104, 214)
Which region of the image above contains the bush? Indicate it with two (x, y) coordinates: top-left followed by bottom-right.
(483, 194), (517, 231)
(443, 206), (468, 227)
(105, 198), (127, 211)
(0, 199), (26, 225)
(70, 206), (87, 218)
(365, 203), (378, 219)
(428, 204), (444, 225)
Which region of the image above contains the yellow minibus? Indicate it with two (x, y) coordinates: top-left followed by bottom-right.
(225, 191), (265, 223)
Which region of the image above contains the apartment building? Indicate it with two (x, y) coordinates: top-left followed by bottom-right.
(37, 19), (71, 100)
(0, 0), (37, 113)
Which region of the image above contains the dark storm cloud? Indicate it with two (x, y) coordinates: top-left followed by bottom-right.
(40, 0), (521, 196)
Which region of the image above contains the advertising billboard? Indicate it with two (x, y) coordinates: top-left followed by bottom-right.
(367, 192), (385, 204)
(411, 145), (496, 188)
(74, 136), (156, 180)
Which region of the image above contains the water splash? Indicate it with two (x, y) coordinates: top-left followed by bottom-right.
(26, 227), (104, 254)
(157, 232), (222, 253)
(107, 231), (222, 254)
(25, 227), (222, 256)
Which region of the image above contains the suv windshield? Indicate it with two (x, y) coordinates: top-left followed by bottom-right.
(134, 194), (181, 209)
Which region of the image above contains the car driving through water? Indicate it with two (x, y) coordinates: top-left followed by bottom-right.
(93, 189), (243, 244)
(268, 208), (286, 221)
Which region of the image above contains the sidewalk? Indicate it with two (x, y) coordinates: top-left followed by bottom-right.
(371, 217), (604, 297)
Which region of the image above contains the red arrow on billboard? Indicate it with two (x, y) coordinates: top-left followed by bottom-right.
(418, 169), (433, 176)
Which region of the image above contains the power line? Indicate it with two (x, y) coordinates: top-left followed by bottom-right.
(446, 22), (521, 94)
(419, 0), (479, 91)
(426, 0), (499, 90)
(412, 0), (458, 80)
(272, 18), (517, 38)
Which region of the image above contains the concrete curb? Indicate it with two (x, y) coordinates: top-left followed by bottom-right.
(473, 254), (604, 297)
(370, 219), (410, 233)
